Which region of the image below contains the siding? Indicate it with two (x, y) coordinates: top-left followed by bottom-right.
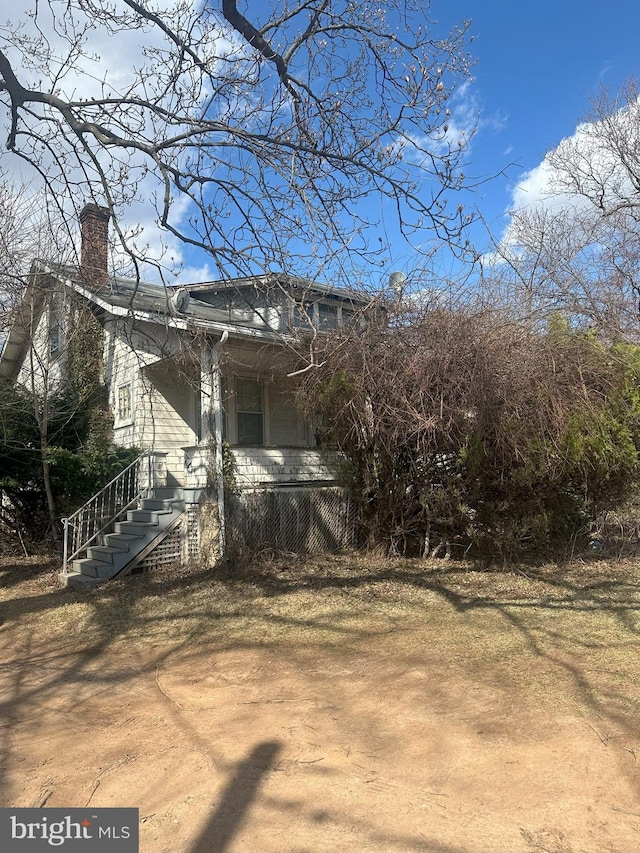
(139, 365), (198, 481)
(106, 319), (195, 464)
(16, 301), (68, 397)
(232, 448), (340, 488)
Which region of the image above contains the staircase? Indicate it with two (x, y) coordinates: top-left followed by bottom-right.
(61, 487), (185, 588)
(60, 452), (187, 589)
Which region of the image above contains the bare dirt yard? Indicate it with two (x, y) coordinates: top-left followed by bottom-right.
(2, 552), (640, 853)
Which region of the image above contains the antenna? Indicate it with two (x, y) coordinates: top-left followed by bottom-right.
(388, 271), (407, 297)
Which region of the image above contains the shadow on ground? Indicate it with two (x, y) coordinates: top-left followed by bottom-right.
(2, 551), (640, 847)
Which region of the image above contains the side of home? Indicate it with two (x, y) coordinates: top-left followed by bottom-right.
(0, 204), (363, 584)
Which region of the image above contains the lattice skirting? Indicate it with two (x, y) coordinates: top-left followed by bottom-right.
(226, 486), (357, 554)
(185, 505), (200, 559)
(135, 506), (200, 571)
(135, 489), (355, 570)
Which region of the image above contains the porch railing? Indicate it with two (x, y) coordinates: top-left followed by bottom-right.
(61, 451), (158, 573)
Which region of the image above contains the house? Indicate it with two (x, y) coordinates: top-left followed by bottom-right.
(0, 204), (366, 586)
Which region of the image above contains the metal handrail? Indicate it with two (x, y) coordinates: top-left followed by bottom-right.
(61, 451), (156, 573)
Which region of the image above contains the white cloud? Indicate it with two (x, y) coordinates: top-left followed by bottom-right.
(508, 93), (640, 216)
(507, 159), (563, 214)
(480, 92), (640, 290)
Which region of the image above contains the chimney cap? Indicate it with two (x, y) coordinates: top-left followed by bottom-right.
(79, 202), (111, 223)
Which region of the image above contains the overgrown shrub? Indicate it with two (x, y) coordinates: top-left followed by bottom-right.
(299, 308), (640, 557)
(0, 379), (137, 547)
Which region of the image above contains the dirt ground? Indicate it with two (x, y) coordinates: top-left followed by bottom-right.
(2, 553), (640, 853)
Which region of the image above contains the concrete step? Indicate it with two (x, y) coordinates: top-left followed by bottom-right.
(152, 487), (184, 501)
(76, 559), (126, 579)
(114, 520), (152, 537)
(103, 532), (143, 551)
(85, 545), (118, 564)
(71, 558), (113, 575)
(61, 488), (186, 588)
(127, 508), (162, 525)
(140, 498), (175, 512)
(59, 571), (104, 590)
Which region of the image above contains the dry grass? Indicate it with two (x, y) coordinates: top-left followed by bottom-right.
(3, 551), (640, 685)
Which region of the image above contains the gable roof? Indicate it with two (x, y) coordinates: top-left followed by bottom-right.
(42, 264), (369, 331)
(0, 263), (52, 382)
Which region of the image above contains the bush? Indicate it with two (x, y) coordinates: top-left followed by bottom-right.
(299, 309), (640, 557)
(0, 381), (138, 545)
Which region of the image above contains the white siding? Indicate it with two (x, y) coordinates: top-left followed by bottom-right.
(181, 446), (340, 489)
(105, 318), (192, 458)
(140, 365), (198, 481)
(232, 448), (340, 488)
(16, 301), (68, 398)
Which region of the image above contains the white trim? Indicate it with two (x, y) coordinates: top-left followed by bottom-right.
(115, 381), (134, 426)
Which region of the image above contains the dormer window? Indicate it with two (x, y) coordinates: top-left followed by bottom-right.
(292, 301), (343, 331)
(293, 301), (314, 329)
(318, 303), (338, 329)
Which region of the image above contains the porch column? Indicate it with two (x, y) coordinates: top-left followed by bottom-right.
(200, 338), (226, 558)
(200, 344), (215, 444)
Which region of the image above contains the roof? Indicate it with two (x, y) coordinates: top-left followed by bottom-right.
(45, 265), (368, 330)
(0, 262), (378, 382)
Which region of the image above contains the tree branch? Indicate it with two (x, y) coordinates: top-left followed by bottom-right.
(221, 0), (300, 102)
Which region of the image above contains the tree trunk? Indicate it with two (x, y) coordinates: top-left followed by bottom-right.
(39, 418), (59, 545)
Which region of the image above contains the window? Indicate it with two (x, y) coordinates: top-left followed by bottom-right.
(318, 303), (338, 329)
(292, 301), (314, 329)
(236, 377), (263, 445)
(49, 321), (61, 356)
(292, 300), (340, 331)
(117, 383), (133, 423)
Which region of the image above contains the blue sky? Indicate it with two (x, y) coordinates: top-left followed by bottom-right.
(425, 0), (640, 257)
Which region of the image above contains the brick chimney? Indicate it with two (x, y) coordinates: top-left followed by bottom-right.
(79, 203), (111, 290)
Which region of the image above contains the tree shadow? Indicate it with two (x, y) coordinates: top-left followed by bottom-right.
(188, 741), (281, 853)
(3, 553), (640, 821)
(0, 557), (58, 589)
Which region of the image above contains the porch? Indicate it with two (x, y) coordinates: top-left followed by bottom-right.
(60, 445), (348, 587)
(131, 339), (338, 490)
(183, 445), (342, 491)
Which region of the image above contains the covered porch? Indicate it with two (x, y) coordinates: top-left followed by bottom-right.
(137, 338), (339, 491)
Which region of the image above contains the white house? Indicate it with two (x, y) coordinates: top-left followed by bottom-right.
(0, 204), (366, 586)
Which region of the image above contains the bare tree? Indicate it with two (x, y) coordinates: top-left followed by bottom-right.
(487, 80), (640, 337)
(0, 180), (125, 545)
(0, 0), (475, 280)
(486, 204), (640, 336)
(546, 81), (640, 224)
